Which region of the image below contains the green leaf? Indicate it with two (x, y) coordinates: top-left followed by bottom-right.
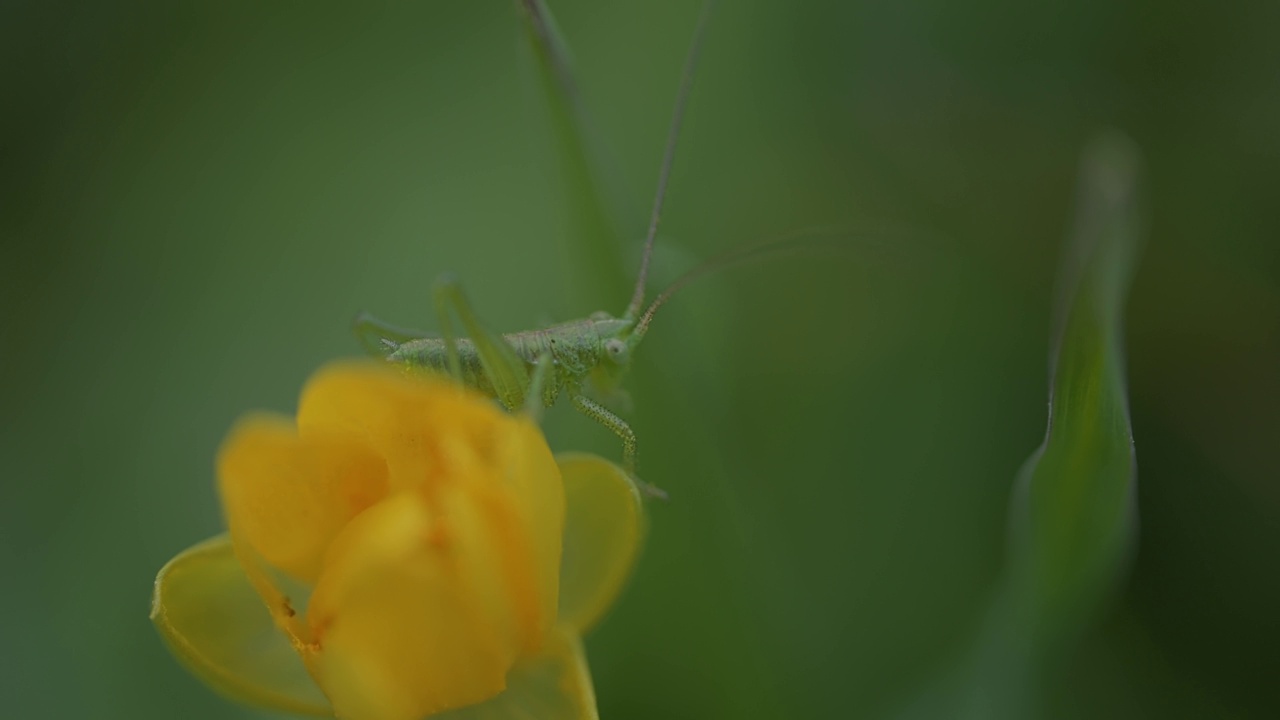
(555, 452), (646, 634)
(1009, 132), (1142, 653)
(151, 534), (332, 716)
(516, 0), (632, 310)
(894, 134), (1144, 720)
(434, 626), (600, 720)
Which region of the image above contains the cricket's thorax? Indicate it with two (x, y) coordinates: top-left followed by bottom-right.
(386, 316), (633, 406)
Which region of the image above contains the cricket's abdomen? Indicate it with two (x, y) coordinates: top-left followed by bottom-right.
(387, 338), (501, 397)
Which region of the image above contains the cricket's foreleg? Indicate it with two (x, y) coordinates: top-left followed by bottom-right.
(570, 394), (635, 470)
(571, 394), (668, 500)
(352, 312), (429, 357)
(433, 274), (529, 410)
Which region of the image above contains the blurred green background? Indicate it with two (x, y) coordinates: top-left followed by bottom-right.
(2, 1), (1277, 718)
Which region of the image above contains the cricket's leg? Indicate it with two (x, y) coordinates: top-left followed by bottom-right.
(351, 312), (430, 357)
(570, 394), (668, 500)
(522, 351), (554, 421)
(433, 274), (529, 410)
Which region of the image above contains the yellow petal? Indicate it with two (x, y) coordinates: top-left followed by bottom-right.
(491, 416), (565, 651)
(296, 360), (564, 648)
(308, 491), (532, 720)
(432, 625), (599, 720)
(150, 535), (331, 716)
(218, 413), (389, 584)
(296, 361), (500, 491)
(555, 453), (645, 633)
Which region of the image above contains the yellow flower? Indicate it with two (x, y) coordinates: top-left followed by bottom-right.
(151, 361), (646, 720)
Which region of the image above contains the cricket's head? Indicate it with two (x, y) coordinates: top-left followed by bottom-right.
(589, 312), (640, 367)
(578, 312), (640, 405)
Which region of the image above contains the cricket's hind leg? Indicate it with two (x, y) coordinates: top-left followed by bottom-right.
(522, 351), (555, 421)
(432, 274), (530, 411)
(570, 393), (668, 500)
(352, 312), (430, 357)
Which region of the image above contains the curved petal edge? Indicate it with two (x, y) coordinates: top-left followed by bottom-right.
(555, 452), (646, 634)
(151, 534), (332, 716)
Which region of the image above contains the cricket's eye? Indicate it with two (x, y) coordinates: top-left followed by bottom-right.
(604, 339), (629, 363)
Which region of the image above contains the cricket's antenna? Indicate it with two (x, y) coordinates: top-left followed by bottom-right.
(631, 225), (924, 339)
(625, 0), (718, 321)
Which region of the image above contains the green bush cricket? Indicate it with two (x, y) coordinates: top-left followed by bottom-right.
(354, 2), (721, 496)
